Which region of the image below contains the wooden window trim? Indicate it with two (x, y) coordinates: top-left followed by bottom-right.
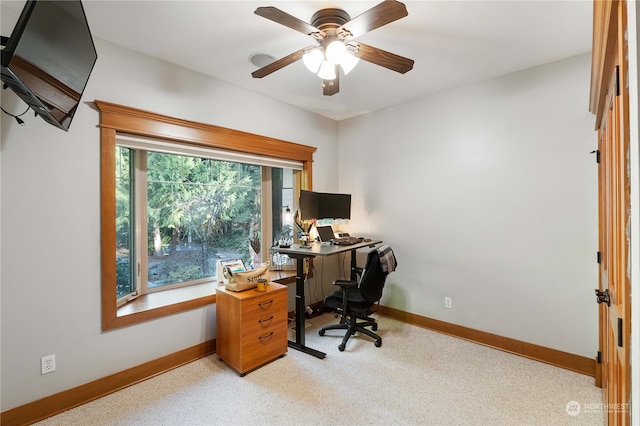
(95, 100), (316, 330)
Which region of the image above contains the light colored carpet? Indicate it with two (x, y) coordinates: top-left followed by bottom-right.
(36, 314), (604, 425)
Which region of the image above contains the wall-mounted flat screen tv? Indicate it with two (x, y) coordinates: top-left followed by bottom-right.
(1, 0), (97, 131)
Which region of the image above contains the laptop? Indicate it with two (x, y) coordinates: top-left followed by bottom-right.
(316, 225), (336, 243)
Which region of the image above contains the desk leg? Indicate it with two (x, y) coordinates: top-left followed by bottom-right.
(294, 257), (305, 346)
(287, 255), (326, 359)
(350, 248), (358, 280)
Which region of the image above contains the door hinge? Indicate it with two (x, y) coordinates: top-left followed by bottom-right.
(615, 65), (620, 97)
(597, 251), (602, 264)
(618, 318), (623, 347)
(595, 288), (610, 306)
(597, 351), (602, 364)
(590, 150), (601, 163)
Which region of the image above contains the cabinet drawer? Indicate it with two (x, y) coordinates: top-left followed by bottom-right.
(241, 308), (288, 336)
(241, 291), (287, 335)
(240, 321), (288, 372)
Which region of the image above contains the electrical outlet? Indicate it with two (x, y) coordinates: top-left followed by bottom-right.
(41, 354), (55, 375)
(444, 297), (452, 309)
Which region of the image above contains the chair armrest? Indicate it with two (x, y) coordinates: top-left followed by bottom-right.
(351, 267), (364, 281)
(333, 279), (358, 289)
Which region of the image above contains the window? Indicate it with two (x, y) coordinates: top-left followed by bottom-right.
(115, 146), (135, 299)
(270, 167), (296, 270)
(97, 100), (316, 330)
(116, 143), (275, 307)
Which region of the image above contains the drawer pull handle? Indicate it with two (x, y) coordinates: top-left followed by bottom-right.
(258, 300), (274, 308)
(259, 316), (274, 325)
(259, 332), (274, 341)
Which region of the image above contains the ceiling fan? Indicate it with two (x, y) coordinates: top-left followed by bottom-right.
(251, 0), (414, 96)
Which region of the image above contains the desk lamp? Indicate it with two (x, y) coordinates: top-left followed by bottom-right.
(294, 209), (314, 245)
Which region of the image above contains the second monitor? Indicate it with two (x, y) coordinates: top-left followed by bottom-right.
(299, 190), (351, 221)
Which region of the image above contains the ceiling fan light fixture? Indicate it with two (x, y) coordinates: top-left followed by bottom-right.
(340, 51), (359, 75)
(317, 60), (336, 80)
(303, 48), (324, 73)
(325, 40), (347, 65)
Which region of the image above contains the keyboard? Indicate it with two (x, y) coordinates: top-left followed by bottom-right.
(332, 237), (361, 246)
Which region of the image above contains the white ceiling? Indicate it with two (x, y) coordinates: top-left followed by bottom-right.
(6, 0), (594, 121)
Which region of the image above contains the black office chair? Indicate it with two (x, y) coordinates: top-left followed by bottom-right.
(319, 246), (397, 351)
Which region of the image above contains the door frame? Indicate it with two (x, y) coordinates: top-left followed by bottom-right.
(590, 1), (637, 424)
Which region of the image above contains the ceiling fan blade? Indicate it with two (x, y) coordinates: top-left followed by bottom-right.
(251, 48), (306, 78)
(338, 0), (408, 39)
(323, 70), (339, 96)
(355, 42), (414, 74)
(255, 6), (321, 36)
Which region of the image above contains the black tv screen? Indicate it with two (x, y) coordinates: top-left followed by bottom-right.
(299, 190), (351, 220)
(1, 0), (97, 131)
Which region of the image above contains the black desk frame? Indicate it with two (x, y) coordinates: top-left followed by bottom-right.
(273, 240), (381, 359)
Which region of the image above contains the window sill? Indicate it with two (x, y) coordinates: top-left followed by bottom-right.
(116, 270), (297, 320)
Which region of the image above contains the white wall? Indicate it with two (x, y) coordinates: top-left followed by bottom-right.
(338, 53), (598, 358)
(0, 35), (338, 410)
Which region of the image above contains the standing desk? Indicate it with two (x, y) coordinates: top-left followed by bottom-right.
(272, 239), (382, 359)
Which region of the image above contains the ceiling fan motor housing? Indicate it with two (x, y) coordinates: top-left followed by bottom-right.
(311, 8), (351, 50)
(311, 8), (350, 30)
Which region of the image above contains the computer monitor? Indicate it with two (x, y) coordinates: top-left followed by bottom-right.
(299, 190), (351, 220)
(322, 192), (351, 220)
(299, 190), (319, 221)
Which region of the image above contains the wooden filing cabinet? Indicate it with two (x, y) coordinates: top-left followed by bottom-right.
(215, 282), (288, 376)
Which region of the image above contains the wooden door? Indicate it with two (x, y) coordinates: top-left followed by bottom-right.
(591, 2), (631, 424)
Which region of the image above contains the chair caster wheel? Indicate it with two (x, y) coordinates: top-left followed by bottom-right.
(372, 324), (378, 331)
(338, 344), (345, 351)
(319, 329), (325, 336)
(375, 341), (382, 347)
